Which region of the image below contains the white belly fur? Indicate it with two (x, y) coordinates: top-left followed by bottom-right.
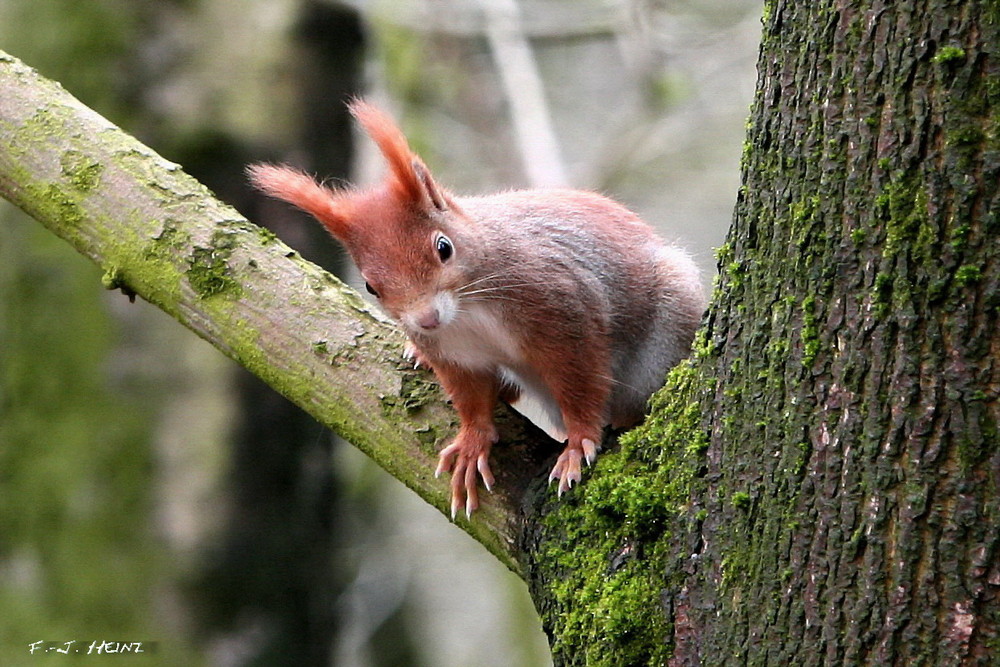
(433, 302), (567, 439)
(434, 301), (521, 370)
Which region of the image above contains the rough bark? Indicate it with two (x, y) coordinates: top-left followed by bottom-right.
(691, 2), (1000, 662)
(521, 1), (999, 665)
(0, 50), (556, 573)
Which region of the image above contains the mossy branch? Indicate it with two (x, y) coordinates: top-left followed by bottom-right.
(0, 50), (556, 574)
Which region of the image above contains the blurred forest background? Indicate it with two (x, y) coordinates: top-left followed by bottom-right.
(0, 0), (760, 664)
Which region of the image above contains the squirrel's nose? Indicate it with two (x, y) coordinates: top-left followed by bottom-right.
(416, 308), (441, 330)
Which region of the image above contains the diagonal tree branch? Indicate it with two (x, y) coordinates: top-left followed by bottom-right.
(0, 50), (558, 574)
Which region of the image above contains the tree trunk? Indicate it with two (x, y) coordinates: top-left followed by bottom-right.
(523, 1), (999, 664)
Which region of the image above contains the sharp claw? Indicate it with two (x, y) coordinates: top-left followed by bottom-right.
(549, 443), (593, 497)
(477, 456), (494, 492)
(435, 445), (456, 478)
(436, 433), (497, 519)
(403, 342), (423, 368)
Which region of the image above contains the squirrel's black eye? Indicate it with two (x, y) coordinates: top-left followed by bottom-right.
(364, 282), (379, 298)
(435, 234), (454, 262)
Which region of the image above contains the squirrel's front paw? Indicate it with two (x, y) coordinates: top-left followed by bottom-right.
(548, 438), (599, 496)
(435, 431), (496, 519)
(402, 341), (423, 368)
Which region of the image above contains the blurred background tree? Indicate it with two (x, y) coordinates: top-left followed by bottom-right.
(0, 0), (759, 664)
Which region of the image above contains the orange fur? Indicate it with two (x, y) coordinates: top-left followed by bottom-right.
(348, 99), (448, 211)
(246, 163), (353, 239)
(248, 100), (706, 518)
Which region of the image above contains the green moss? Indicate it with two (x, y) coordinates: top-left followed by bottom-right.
(788, 195), (826, 255)
(792, 440), (811, 477)
(100, 264), (123, 290)
(99, 264), (134, 301)
(714, 241), (733, 264)
(761, 0), (775, 27)
(789, 195), (820, 227)
(739, 139), (754, 173)
(947, 124), (986, 147)
(413, 424), (441, 449)
(186, 228), (241, 299)
(539, 496), (672, 666)
(256, 226), (279, 245)
(528, 360), (709, 664)
(954, 264), (982, 286)
(725, 260), (745, 291)
(730, 491), (752, 511)
(764, 336), (789, 361)
(188, 247), (238, 298)
(691, 328), (718, 361)
(876, 173), (929, 260)
(382, 366), (441, 417)
(950, 221), (972, 252)
(24, 182), (85, 227)
(932, 46), (966, 64)
(60, 149), (103, 192)
(800, 295), (820, 367)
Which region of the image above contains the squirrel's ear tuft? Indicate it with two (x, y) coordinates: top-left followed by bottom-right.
(348, 99), (450, 213)
(411, 159), (449, 212)
(247, 163), (353, 239)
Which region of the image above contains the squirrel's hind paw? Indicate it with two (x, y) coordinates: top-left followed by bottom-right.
(549, 438), (599, 497)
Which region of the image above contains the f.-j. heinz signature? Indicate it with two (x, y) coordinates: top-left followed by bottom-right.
(28, 640), (157, 655)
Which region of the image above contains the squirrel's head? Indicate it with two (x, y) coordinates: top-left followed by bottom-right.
(248, 100), (476, 337)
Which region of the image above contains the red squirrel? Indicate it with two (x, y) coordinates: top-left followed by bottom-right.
(248, 100), (705, 518)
